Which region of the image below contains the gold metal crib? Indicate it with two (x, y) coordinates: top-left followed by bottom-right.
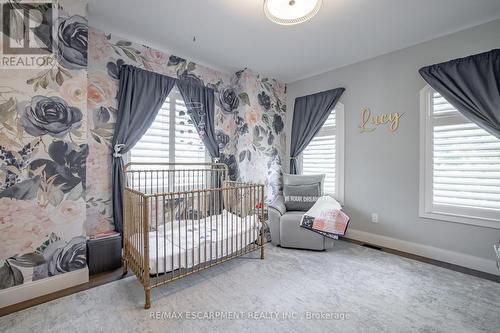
(122, 163), (265, 309)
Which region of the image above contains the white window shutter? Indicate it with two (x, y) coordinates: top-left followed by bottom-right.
(431, 91), (500, 211)
(174, 100), (206, 164)
(130, 103), (170, 164)
(131, 86), (206, 165)
(302, 110), (337, 195)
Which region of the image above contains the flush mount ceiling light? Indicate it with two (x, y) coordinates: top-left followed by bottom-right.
(264, 0), (322, 25)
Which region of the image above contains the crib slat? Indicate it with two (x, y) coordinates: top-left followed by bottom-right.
(244, 186), (248, 254)
(215, 186), (219, 265)
(155, 195), (158, 279)
(204, 190), (207, 269)
(161, 193), (167, 280)
(182, 194), (187, 274)
(255, 184), (258, 252)
(235, 185), (239, 256)
(230, 186), (233, 258)
(171, 193), (174, 277)
(210, 185), (214, 267)
(198, 191), (201, 271)
(191, 190), (195, 273)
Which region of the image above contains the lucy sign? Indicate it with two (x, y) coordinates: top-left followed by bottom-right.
(358, 107), (404, 133)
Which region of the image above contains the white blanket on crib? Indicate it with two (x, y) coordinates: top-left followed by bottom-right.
(143, 210), (259, 274)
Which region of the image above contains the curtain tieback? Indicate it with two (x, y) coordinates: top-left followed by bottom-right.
(113, 144), (126, 158)
(290, 156), (297, 160)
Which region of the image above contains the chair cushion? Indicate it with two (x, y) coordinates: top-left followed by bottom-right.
(283, 174), (324, 211)
(279, 212), (326, 250)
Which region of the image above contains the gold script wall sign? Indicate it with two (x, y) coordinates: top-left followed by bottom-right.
(359, 108), (404, 133)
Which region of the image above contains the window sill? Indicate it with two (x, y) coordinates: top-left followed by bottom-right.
(419, 211), (500, 230)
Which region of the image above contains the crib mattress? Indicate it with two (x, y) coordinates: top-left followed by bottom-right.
(138, 210), (259, 274)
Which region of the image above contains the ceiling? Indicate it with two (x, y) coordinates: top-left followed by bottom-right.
(88, 0), (500, 83)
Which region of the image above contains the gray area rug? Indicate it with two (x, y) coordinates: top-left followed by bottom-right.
(1, 241), (499, 333)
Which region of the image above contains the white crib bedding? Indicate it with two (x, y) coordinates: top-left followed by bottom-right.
(143, 210), (259, 274)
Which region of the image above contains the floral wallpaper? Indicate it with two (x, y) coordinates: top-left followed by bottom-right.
(229, 69), (286, 201)
(0, 1), (88, 290)
(85, 28), (287, 236)
(0, 0), (286, 293)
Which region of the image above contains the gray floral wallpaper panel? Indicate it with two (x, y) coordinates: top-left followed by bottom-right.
(0, 0), (88, 290)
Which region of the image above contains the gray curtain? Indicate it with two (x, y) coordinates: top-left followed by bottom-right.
(177, 80), (221, 213)
(290, 88), (345, 174)
(112, 65), (177, 232)
(419, 49), (500, 139)
(177, 80), (219, 159)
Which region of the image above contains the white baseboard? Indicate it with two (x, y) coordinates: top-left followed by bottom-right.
(0, 267), (89, 308)
(344, 229), (500, 276)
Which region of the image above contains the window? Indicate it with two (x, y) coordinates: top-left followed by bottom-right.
(419, 86), (500, 228)
(130, 86), (206, 165)
(301, 103), (344, 203)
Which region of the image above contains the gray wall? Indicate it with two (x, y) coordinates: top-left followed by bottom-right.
(286, 19), (500, 264)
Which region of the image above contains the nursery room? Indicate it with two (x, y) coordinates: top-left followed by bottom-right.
(0, 0), (500, 332)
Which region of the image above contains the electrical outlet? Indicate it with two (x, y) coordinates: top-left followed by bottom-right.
(371, 213), (378, 223)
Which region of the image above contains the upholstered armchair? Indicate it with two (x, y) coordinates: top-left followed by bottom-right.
(268, 174), (335, 251)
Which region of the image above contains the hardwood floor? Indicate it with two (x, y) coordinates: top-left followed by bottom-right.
(342, 237), (500, 283)
(0, 268), (130, 317)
